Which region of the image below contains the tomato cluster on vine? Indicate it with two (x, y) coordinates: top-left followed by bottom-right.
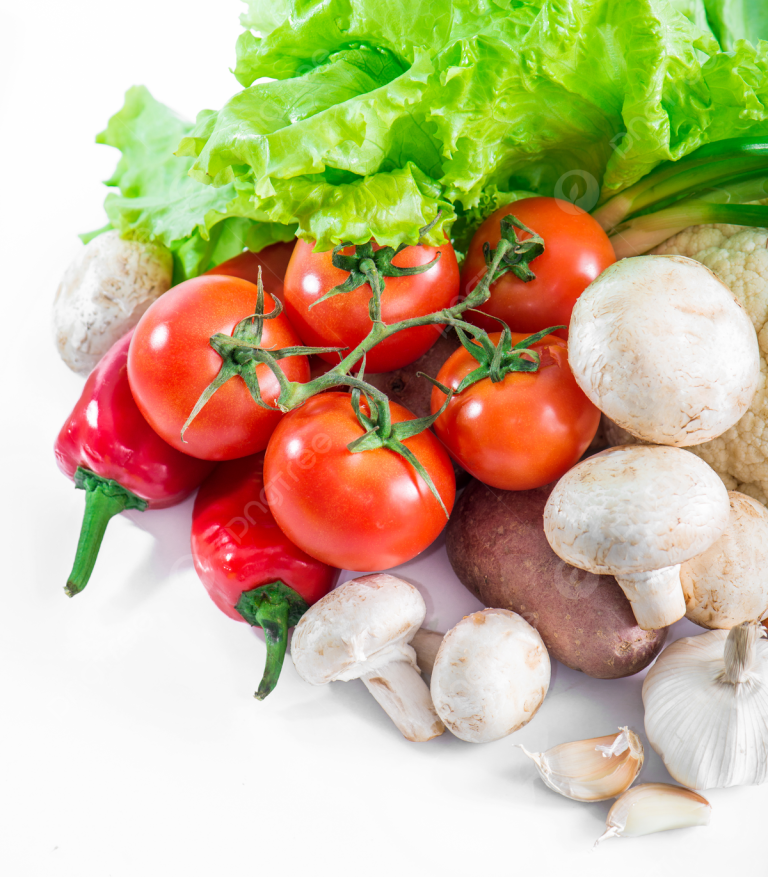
(124, 197), (613, 572)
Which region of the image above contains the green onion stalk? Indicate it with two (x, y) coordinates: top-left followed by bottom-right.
(592, 136), (768, 257)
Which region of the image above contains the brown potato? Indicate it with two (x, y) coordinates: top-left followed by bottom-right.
(445, 479), (667, 678)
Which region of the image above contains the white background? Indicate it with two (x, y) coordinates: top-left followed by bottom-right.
(0, 2), (764, 875)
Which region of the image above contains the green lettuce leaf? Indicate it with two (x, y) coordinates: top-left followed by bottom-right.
(86, 86), (294, 282)
(91, 0), (768, 266)
(701, 0), (768, 49)
(450, 187), (537, 262)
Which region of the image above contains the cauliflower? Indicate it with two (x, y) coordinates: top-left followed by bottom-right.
(651, 224), (768, 505)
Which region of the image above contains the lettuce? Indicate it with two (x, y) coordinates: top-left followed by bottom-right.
(90, 0), (768, 265)
(700, 1), (768, 49)
(85, 86), (295, 282)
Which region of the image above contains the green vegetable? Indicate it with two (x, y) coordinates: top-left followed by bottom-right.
(594, 136), (768, 256)
(689, 0), (768, 49)
(88, 0), (768, 260)
(83, 86), (296, 283)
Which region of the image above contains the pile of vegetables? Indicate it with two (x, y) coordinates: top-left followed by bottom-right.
(52, 0), (768, 848)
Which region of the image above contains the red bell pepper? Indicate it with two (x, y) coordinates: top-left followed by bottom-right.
(191, 453), (339, 699)
(55, 331), (215, 596)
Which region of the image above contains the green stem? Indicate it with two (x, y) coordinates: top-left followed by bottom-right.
(277, 237), (512, 410)
(625, 168), (768, 219)
(593, 136), (768, 231)
(255, 600), (290, 701)
(609, 200), (768, 258)
(66, 468), (148, 597)
(235, 581), (309, 700)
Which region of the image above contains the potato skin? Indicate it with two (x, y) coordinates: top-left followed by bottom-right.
(446, 479), (667, 678)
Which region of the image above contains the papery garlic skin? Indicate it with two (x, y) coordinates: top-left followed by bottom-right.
(595, 783), (711, 846)
(517, 727), (643, 802)
(643, 623), (768, 789)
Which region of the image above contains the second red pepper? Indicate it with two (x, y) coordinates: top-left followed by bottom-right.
(191, 453), (339, 699)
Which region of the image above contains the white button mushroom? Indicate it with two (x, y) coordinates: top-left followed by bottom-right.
(53, 231), (173, 375)
(430, 609), (550, 743)
(543, 445), (730, 630)
(681, 491), (768, 629)
(568, 254), (760, 446)
(290, 574), (444, 742)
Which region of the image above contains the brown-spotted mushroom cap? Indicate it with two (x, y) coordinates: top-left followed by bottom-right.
(291, 574), (444, 742)
(53, 231), (173, 375)
(568, 255), (759, 446)
(681, 491), (768, 630)
(430, 609), (550, 743)
(543, 445), (730, 630)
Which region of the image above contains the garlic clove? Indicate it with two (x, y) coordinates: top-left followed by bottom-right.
(595, 783), (711, 846)
(517, 727), (643, 802)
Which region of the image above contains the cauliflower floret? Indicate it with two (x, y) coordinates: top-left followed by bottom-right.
(651, 225), (768, 505)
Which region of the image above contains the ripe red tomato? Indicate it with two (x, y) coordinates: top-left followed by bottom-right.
(430, 332), (600, 490)
(283, 238), (460, 373)
(263, 392), (456, 570)
(128, 275), (309, 461)
(205, 241), (295, 303)
(461, 197), (615, 338)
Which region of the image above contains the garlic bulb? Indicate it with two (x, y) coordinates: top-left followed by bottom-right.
(643, 621), (768, 789)
(595, 783), (711, 846)
(516, 727), (643, 802)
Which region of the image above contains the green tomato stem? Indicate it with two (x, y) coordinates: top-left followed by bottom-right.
(276, 235), (511, 410)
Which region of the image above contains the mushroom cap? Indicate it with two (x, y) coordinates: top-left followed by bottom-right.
(290, 574), (426, 684)
(682, 491), (768, 629)
(430, 609), (550, 743)
(53, 231), (173, 375)
(568, 255), (760, 446)
(543, 445), (730, 575)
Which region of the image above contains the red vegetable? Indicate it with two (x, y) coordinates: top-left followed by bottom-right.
(461, 197), (615, 338)
(55, 331), (215, 597)
(264, 392), (456, 571)
(283, 238), (460, 373)
(128, 274), (310, 461)
(204, 241), (295, 303)
(430, 331), (600, 490)
(191, 453), (338, 699)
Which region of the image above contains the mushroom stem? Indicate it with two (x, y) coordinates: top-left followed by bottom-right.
(411, 628), (444, 679)
(360, 654), (445, 743)
(615, 567), (686, 630)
